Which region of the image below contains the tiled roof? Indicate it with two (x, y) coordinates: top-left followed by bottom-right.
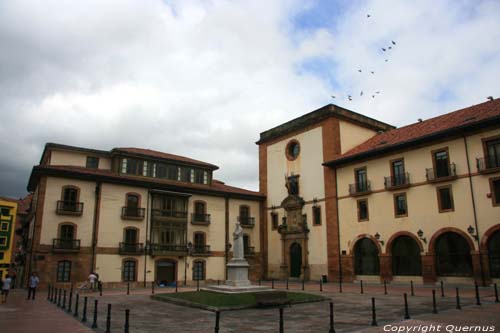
(28, 165), (263, 199)
(112, 148), (219, 170)
(0, 194), (32, 214)
(326, 98), (500, 166)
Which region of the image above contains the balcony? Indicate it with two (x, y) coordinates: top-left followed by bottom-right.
(238, 216), (255, 228)
(151, 209), (188, 219)
(192, 245), (211, 256)
(477, 155), (500, 174)
(191, 213), (211, 225)
(244, 246), (255, 257)
(426, 163), (457, 183)
(149, 243), (187, 256)
(52, 239), (80, 252)
(56, 201), (83, 216)
(348, 181), (372, 196)
(119, 242), (144, 255)
(121, 207), (145, 220)
(384, 173), (411, 190)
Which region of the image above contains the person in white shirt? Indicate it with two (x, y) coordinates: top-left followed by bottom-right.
(27, 272), (40, 300)
(1, 274), (12, 304)
(88, 273), (97, 290)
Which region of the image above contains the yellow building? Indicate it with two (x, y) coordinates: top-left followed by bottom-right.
(26, 144), (263, 287)
(0, 199), (17, 280)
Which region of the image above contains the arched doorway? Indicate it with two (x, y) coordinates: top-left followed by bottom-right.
(354, 238), (380, 275)
(290, 243), (302, 278)
(488, 230), (500, 278)
(435, 232), (472, 276)
(156, 260), (176, 284)
(392, 236), (422, 276)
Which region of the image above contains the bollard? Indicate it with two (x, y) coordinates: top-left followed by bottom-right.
(175, 280), (178, 293)
(82, 296), (88, 323)
(67, 291), (73, 313)
(456, 287), (461, 310)
(217, 279), (220, 286)
(74, 293), (80, 317)
(127, 282), (130, 295)
(404, 293), (410, 319)
(63, 290), (67, 310)
(92, 299), (98, 328)
(302, 279), (305, 291)
(272, 279), (274, 289)
(286, 279), (289, 290)
(99, 283), (103, 297)
(494, 283), (499, 303)
(152, 281), (155, 294)
(440, 281), (445, 297)
(197, 279), (200, 292)
(52, 288), (57, 304)
(106, 304), (112, 333)
(124, 309), (130, 333)
(47, 284), (51, 301)
(57, 288), (62, 307)
(320, 279), (323, 292)
(371, 297), (377, 326)
(475, 282), (481, 306)
(432, 290), (438, 314)
(339, 277), (342, 293)
(410, 281), (414, 296)
(70, 283), (74, 295)
(360, 280), (364, 294)
(384, 280), (387, 295)
(279, 307), (284, 333)
(329, 301), (335, 333)
(214, 310), (220, 333)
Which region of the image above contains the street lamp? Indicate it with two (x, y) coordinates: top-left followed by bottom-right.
(184, 241), (193, 286)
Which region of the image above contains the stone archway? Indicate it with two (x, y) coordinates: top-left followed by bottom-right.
(290, 243), (302, 278)
(353, 238), (380, 275)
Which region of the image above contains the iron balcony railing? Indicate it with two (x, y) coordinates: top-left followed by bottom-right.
(149, 243), (188, 255)
(348, 181), (372, 196)
(191, 213), (211, 224)
(56, 201), (83, 215)
(384, 173), (410, 189)
(477, 155), (500, 172)
(192, 245), (211, 255)
(426, 163), (457, 182)
(119, 242), (144, 255)
(238, 216), (255, 227)
(121, 207), (145, 219)
(151, 209), (188, 218)
(52, 238), (80, 251)
(244, 246), (255, 256)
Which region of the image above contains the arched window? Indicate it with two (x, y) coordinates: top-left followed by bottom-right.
(239, 205), (250, 218)
(239, 205), (253, 226)
(59, 186), (81, 213)
(58, 223), (76, 249)
(124, 193), (141, 217)
(488, 230), (500, 278)
(124, 228), (138, 244)
(391, 236), (422, 276)
(193, 232), (206, 254)
(56, 260), (72, 282)
(193, 260), (205, 281)
(122, 259), (137, 282)
(435, 232), (472, 276)
(354, 238), (380, 275)
(192, 201), (209, 223)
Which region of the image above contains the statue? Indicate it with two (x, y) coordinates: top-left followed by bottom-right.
(285, 175), (299, 195)
(232, 222), (244, 259)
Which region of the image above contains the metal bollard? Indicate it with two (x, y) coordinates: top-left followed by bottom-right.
(286, 279), (289, 290)
(456, 287), (461, 310)
(217, 279), (220, 286)
(57, 288), (62, 307)
(92, 299), (98, 328)
(371, 297), (377, 326)
(106, 304), (112, 333)
(475, 282), (481, 306)
(152, 281), (155, 294)
(99, 283), (103, 297)
(47, 284), (51, 301)
(279, 307), (284, 333)
(384, 280), (387, 295)
(494, 283), (499, 303)
(329, 301), (335, 333)
(82, 296), (88, 322)
(67, 291), (73, 313)
(197, 278), (200, 292)
(440, 280), (445, 297)
(432, 290), (438, 314)
(214, 310), (220, 333)
(272, 279), (274, 289)
(52, 288), (57, 304)
(175, 280), (178, 293)
(302, 279), (305, 291)
(360, 280), (364, 294)
(320, 279), (323, 292)
(339, 277), (342, 293)
(63, 290), (67, 310)
(127, 282), (130, 295)
(410, 281), (414, 296)
(124, 309), (130, 333)
(403, 293), (410, 319)
(74, 293), (79, 317)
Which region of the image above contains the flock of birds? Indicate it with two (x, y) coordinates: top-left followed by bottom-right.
(331, 14), (397, 102)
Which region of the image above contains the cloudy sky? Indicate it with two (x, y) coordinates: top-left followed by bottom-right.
(1, 0), (499, 198)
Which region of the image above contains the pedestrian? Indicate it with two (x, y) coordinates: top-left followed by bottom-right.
(88, 272), (97, 291)
(10, 270), (17, 289)
(27, 272), (40, 300)
(1, 274), (12, 304)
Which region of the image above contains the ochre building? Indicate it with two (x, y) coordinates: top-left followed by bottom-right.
(0, 198), (18, 280)
(26, 144), (263, 288)
(258, 99), (500, 285)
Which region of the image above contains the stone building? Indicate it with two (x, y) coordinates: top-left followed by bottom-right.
(258, 98), (500, 285)
(26, 144), (263, 287)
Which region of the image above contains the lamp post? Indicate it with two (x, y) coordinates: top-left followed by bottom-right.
(184, 241), (193, 286)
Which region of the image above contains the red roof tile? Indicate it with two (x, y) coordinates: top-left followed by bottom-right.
(328, 98), (500, 165)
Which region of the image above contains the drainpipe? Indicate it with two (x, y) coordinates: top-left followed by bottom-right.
(463, 136), (486, 286)
(334, 167), (343, 284)
(143, 190), (150, 287)
(90, 182), (102, 274)
(225, 195), (229, 280)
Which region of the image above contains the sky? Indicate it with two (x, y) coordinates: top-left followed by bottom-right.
(1, 0), (499, 198)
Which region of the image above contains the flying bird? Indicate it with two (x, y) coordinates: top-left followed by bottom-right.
(371, 71), (375, 74)
(348, 95), (352, 101)
(392, 40), (396, 45)
(367, 14), (371, 18)
(388, 46), (392, 50)
(385, 59), (388, 62)
(358, 69), (362, 72)
(375, 91), (380, 94)
(360, 91), (364, 96)
(331, 95), (336, 99)
(372, 95), (375, 98)
(382, 48), (386, 51)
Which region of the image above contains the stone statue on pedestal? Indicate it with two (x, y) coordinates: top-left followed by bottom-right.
(233, 222), (244, 259)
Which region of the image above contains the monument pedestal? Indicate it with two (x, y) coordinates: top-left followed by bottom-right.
(225, 259), (250, 287)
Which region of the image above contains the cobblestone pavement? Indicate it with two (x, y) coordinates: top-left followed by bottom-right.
(2, 281), (500, 332)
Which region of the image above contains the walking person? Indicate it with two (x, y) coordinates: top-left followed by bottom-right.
(88, 272), (97, 291)
(27, 272), (39, 300)
(1, 273), (12, 304)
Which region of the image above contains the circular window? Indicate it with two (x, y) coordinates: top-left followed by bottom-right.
(286, 140), (300, 160)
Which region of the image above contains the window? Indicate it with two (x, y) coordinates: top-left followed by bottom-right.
(239, 205), (250, 218)
(391, 159), (405, 186)
(1, 208), (10, 216)
(357, 199), (369, 221)
(63, 187), (78, 204)
(124, 228), (138, 244)
(485, 138), (500, 169)
(122, 260), (136, 282)
(434, 149), (450, 178)
(125, 158), (143, 175)
(286, 140), (300, 160)
(313, 206), (321, 226)
(355, 168), (368, 192)
(243, 234), (250, 252)
(490, 178), (500, 206)
(271, 213), (278, 230)
(56, 261), (71, 282)
(193, 232), (205, 249)
(86, 156), (99, 169)
(0, 237), (6, 246)
(394, 193), (408, 217)
(0, 222), (8, 231)
(180, 167), (191, 182)
(437, 186), (454, 212)
(194, 202), (206, 216)
(194, 169), (204, 184)
(193, 260), (205, 280)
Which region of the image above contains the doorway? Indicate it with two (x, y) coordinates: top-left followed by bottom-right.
(290, 243), (302, 278)
(156, 260), (176, 284)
